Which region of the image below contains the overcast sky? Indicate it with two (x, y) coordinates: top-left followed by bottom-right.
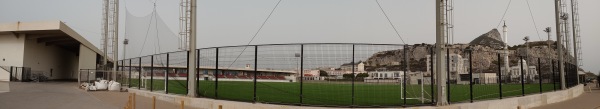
(1, 0), (599, 73)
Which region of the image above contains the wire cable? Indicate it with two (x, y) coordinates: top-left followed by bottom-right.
(496, 0), (512, 29)
(525, 0), (542, 41)
(225, 0), (283, 69)
(138, 5), (157, 57)
(375, 0), (406, 44)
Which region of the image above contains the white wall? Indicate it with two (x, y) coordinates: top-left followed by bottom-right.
(0, 33), (25, 67)
(22, 36), (78, 80)
(0, 34), (25, 81)
(78, 45), (97, 81)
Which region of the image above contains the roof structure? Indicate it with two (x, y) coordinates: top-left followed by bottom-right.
(0, 21), (109, 61)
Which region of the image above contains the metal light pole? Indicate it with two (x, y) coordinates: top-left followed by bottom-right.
(187, 0), (198, 97)
(554, 0), (566, 90)
(435, 0), (448, 105)
(112, 0), (120, 81)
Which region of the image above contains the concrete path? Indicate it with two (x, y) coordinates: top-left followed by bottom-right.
(0, 82), (118, 109)
(88, 90), (200, 109)
(532, 84), (600, 109)
(0, 82), (8, 93)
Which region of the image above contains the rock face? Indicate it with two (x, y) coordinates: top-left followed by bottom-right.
(469, 29), (505, 49)
(362, 27), (578, 73)
(363, 40), (575, 73)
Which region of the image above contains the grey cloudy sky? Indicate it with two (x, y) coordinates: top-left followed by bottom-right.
(1, 0), (599, 73)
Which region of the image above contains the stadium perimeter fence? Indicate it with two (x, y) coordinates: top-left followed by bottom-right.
(112, 43), (579, 107)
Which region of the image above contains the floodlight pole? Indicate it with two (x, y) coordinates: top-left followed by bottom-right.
(435, 0), (448, 106)
(112, 0), (119, 81)
(187, 0), (198, 97)
(554, 0), (566, 90)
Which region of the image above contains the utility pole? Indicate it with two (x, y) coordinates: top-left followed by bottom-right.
(187, 0), (197, 97)
(435, 0), (448, 105)
(554, 0), (566, 90)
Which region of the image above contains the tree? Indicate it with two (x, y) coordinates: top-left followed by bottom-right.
(343, 74), (354, 79)
(319, 70), (328, 77)
(356, 73), (369, 78)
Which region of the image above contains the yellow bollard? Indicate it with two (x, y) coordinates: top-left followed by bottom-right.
(180, 100), (184, 109)
(133, 93), (136, 109)
(152, 96), (156, 109)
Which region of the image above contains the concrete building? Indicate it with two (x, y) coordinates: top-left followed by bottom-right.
(501, 59), (538, 83)
(0, 21), (107, 81)
(427, 54), (469, 81)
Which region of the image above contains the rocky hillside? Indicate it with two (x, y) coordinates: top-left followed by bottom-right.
(364, 40), (575, 73)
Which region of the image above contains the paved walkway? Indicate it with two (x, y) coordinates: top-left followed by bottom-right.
(0, 82), (118, 109)
(532, 84), (600, 109)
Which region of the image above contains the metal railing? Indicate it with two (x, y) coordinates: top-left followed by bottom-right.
(113, 43), (578, 107)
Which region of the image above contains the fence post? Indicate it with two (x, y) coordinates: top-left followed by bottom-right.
(253, 46), (258, 103)
(538, 58), (542, 93)
(88, 69), (91, 83)
(300, 44), (304, 105)
(196, 49), (200, 97)
(430, 48), (435, 103)
(215, 48), (219, 98)
(403, 45), (408, 106)
(129, 59), (132, 88)
(446, 47), (450, 103)
(9, 66), (13, 81)
(139, 57), (142, 89)
(150, 55), (154, 91)
(186, 51), (189, 94)
(520, 56), (524, 96)
(468, 48), (473, 103)
(351, 44), (355, 106)
(552, 60), (556, 91)
(166, 53), (170, 94)
(497, 53), (502, 99)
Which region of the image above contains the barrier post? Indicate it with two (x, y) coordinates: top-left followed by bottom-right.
(166, 53), (170, 94)
(446, 47), (450, 102)
(538, 58), (542, 93)
(468, 47), (473, 103)
(403, 45), (408, 106)
(552, 60), (556, 91)
(139, 57), (142, 89)
(253, 45), (258, 103)
(215, 48), (219, 98)
(300, 44), (304, 105)
(520, 56), (525, 96)
(9, 66), (13, 81)
(351, 44), (355, 106)
(152, 96), (156, 109)
(129, 59), (132, 88)
(150, 55), (154, 91)
(180, 100), (184, 109)
(497, 53), (502, 99)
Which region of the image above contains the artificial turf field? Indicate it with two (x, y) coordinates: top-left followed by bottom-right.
(126, 79), (557, 106)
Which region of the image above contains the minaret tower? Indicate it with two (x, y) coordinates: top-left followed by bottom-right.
(502, 22), (510, 75)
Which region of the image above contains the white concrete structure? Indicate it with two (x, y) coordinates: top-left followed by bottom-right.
(427, 54), (469, 81)
(501, 59), (538, 83)
(126, 80), (583, 109)
(0, 21), (107, 81)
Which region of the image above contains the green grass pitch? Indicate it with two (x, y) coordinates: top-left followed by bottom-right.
(126, 79), (557, 106)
